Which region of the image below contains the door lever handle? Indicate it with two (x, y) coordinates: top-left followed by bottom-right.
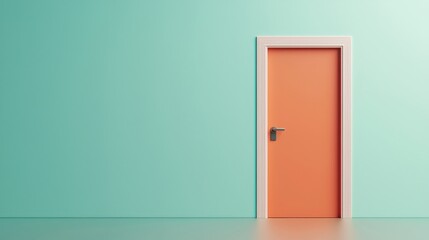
(270, 127), (285, 141)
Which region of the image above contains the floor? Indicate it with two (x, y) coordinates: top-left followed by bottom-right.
(1, 218), (429, 240)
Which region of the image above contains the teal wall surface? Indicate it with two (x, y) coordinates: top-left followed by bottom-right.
(1, 0), (429, 217)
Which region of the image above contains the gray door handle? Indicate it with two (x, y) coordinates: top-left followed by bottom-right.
(270, 127), (285, 141)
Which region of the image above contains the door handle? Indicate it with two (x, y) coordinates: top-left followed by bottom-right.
(270, 127), (285, 141)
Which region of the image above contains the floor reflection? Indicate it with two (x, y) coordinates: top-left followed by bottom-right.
(1, 218), (429, 240)
(257, 218), (350, 240)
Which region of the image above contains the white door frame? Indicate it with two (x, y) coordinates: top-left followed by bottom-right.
(256, 36), (352, 218)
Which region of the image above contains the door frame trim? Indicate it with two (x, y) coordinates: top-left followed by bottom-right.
(256, 36), (352, 218)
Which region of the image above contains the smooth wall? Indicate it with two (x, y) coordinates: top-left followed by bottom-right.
(1, 0), (429, 217)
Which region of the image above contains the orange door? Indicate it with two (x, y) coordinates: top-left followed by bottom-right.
(267, 48), (341, 217)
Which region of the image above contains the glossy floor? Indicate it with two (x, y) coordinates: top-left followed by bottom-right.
(1, 218), (428, 240)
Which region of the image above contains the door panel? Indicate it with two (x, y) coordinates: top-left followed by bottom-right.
(267, 48), (341, 218)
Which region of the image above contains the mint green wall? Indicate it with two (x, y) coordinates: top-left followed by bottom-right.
(1, 0), (428, 217)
